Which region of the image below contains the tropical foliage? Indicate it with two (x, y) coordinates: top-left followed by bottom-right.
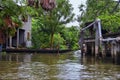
(32, 0), (78, 50)
(60, 26), (79, 50)
(0, 0), (56, 36)
(78, 0), (120, 32)
(0, 0), (23, 36)
(0, 0), (79, 50)
(32, 22), (79, 50)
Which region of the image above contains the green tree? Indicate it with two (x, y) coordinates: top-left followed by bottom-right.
(32, 0), (74, 49)
(98, 13), (120, 32)
(0, 0), (24, 37)
(78, 0), (120, 32)
(53, 33), (66, 50)
(0, 0), (56, 36)
(32, 18), (50, 48)
(60, 26), (79, 50)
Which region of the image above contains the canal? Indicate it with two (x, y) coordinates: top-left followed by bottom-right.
(0, 51), (120, 80)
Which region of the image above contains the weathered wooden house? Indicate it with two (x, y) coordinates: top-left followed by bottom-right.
(79, 19), (120, 63)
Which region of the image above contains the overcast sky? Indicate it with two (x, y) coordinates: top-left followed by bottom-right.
(66, 0), (87, 27)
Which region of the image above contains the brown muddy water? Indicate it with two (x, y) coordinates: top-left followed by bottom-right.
(0, 51), (120, 80)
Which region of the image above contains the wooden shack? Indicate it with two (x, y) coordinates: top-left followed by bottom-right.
(79, 19), (120, 63)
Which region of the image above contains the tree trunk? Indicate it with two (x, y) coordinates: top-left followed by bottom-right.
(50, 32), (54, 49)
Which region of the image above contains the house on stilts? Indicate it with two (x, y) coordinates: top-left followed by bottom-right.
(79, 19), (120, 64)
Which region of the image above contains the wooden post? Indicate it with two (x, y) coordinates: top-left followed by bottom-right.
(9, 36), (12, 48)
(111, 41), (117, 62)
(102, 43), (105, 58)
(91, 42), (94, 55)
(116, 42), (120, 64)
(5, 32), (8, 49)
(16, 28), (19, 48)
(118, 42), (120, 53)
(97, 19), (103, 57)
(114, 44), (117, 64)
(97, 19), (102, 40)
(95, 22), (99, 57)
(79, 31), (84, 56)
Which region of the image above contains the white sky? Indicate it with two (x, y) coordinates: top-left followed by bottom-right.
(66, 0), (87, 27)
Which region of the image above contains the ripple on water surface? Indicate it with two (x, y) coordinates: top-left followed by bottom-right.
(0, 51), (120, 80)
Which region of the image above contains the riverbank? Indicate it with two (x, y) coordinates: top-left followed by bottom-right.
(3, 48), (72, 53)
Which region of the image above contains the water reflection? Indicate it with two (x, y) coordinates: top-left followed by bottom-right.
(0, 51), (119, 80)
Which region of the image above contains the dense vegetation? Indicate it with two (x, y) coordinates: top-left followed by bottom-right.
(1, 0), (120, 50)
(78, 0), (120, 33)
(32, 0), (79, 50)
(0, 0), (24, 36)
(0, 0), (56, 36)
(0, 0), (79, 50)
(32, 23), (79, 50)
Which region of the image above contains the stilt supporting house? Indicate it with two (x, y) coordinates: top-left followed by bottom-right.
(16, 28), (19, 48)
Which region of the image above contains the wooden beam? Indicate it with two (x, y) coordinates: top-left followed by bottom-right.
(81, 21), (96, 31)
(102, 37), (120, 42)
(84, 39), (95, 42)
